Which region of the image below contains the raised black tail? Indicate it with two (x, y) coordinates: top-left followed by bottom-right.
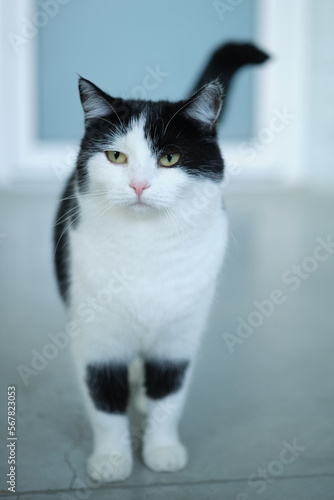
(192, 42), (270, 122)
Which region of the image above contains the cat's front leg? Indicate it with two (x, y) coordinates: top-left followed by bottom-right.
(142, 358), (192, 472)
(72, 346), (134, 483)
(84, 362), (133, 482)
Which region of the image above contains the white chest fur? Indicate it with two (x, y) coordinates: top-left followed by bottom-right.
(68, 192), (228, 359)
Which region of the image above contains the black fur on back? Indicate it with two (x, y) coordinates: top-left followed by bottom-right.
(54, 170), (79, 303)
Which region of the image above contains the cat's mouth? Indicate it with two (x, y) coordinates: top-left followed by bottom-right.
(130, 198), (154, 210)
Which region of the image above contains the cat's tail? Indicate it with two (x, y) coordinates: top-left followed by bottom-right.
(191, 42), (270, 122)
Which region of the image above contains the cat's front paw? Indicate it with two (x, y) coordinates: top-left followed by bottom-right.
(143, 443), (188, 472)
(87, 452), (133, 483)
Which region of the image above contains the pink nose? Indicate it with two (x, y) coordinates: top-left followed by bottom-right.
(129, 181), (150, 197)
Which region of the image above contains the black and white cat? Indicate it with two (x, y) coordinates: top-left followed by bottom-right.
(54, 42), (268, 482)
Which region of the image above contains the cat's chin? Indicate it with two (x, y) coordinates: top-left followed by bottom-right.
(128, 200), (156, 212)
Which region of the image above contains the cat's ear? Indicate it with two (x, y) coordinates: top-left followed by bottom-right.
(184, 80), (223, 129)
(78, 77), (114, 121)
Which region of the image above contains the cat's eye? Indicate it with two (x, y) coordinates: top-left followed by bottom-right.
(106, 151), (127, 164)
(159, 153), (181, 167)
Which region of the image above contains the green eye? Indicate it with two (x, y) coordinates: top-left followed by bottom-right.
(106, 151), (127, 164)
(159, 153), (181, 167)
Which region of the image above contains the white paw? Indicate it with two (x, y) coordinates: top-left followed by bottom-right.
(143, 443), (188, 472)
(87, 452), (133, 483)
(133, 386), (148, 415)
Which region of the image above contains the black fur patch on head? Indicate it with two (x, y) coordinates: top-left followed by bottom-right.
(144, 360), (189, 400)
(86, 363), (129, 414)
(144, 99), (224, 180)
(76, 77), (224, 190)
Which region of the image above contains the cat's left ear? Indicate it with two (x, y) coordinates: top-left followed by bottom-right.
(78, 77), (114, 121)
(184, 80), (223, 129)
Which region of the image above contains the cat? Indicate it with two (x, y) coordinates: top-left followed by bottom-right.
(54, 42), (268, 482)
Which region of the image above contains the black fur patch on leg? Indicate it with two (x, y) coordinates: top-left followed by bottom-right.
(86, 363), (129, 413)
(144, 360), (189, 400)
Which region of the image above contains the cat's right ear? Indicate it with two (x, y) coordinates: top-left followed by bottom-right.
(184, 80), (223, 130)
(78, 77), (114, 121)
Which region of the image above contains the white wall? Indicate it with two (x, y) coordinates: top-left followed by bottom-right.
(307, 0), (334, 189)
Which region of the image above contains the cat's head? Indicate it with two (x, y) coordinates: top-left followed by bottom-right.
(76, 77), (224, 213)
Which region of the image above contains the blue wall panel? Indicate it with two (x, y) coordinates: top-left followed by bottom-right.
(37, 0), (257, 141)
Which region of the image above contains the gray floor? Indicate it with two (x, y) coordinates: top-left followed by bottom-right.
(0, 189), (334, 499)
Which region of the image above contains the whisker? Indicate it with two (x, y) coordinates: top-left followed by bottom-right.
(53, 210), (80, 260)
